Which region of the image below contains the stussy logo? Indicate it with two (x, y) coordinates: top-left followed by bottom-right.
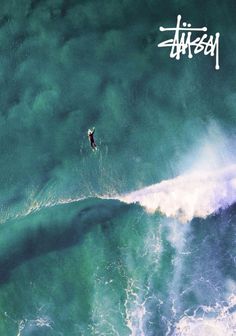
(158, 15), (220, 70)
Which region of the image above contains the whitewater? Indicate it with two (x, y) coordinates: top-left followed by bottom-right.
(117, 164), (236, 222)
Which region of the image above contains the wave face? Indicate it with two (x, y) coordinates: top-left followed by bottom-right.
(118, 164), (236, 222)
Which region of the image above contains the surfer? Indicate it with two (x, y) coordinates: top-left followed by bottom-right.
(88, 127), (97, 150)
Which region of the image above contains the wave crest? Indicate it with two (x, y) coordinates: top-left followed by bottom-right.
(118, 164), (236, 222)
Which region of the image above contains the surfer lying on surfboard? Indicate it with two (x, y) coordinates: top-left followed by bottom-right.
(88, 127), (97, 151)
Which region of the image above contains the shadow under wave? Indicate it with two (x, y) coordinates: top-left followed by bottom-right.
(0, 197), (131, 283)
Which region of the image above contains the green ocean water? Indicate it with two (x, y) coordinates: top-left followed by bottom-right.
(0, 0), (236, 335)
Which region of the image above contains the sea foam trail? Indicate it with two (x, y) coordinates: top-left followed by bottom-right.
(117, 164), (236, 222)
(9, 165), (236, 225)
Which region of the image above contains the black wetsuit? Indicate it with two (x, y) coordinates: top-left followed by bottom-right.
(88, 130), (97, 150)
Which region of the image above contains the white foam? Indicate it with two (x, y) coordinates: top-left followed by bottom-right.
(173, 294), (236, 336)
(16, 316), (53, 336)
(124, 279), (149, 336)
(118, 164), (236, 222)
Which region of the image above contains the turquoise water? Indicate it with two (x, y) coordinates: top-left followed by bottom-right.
(0, 0), (236, 335)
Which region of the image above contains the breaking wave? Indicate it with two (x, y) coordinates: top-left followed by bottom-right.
(117, 164), (236, 222)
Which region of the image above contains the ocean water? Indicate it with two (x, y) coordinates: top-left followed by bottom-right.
(0, 0), (236, 335)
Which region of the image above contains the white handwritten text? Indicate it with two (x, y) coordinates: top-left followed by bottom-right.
(158, 15), (220, 70)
